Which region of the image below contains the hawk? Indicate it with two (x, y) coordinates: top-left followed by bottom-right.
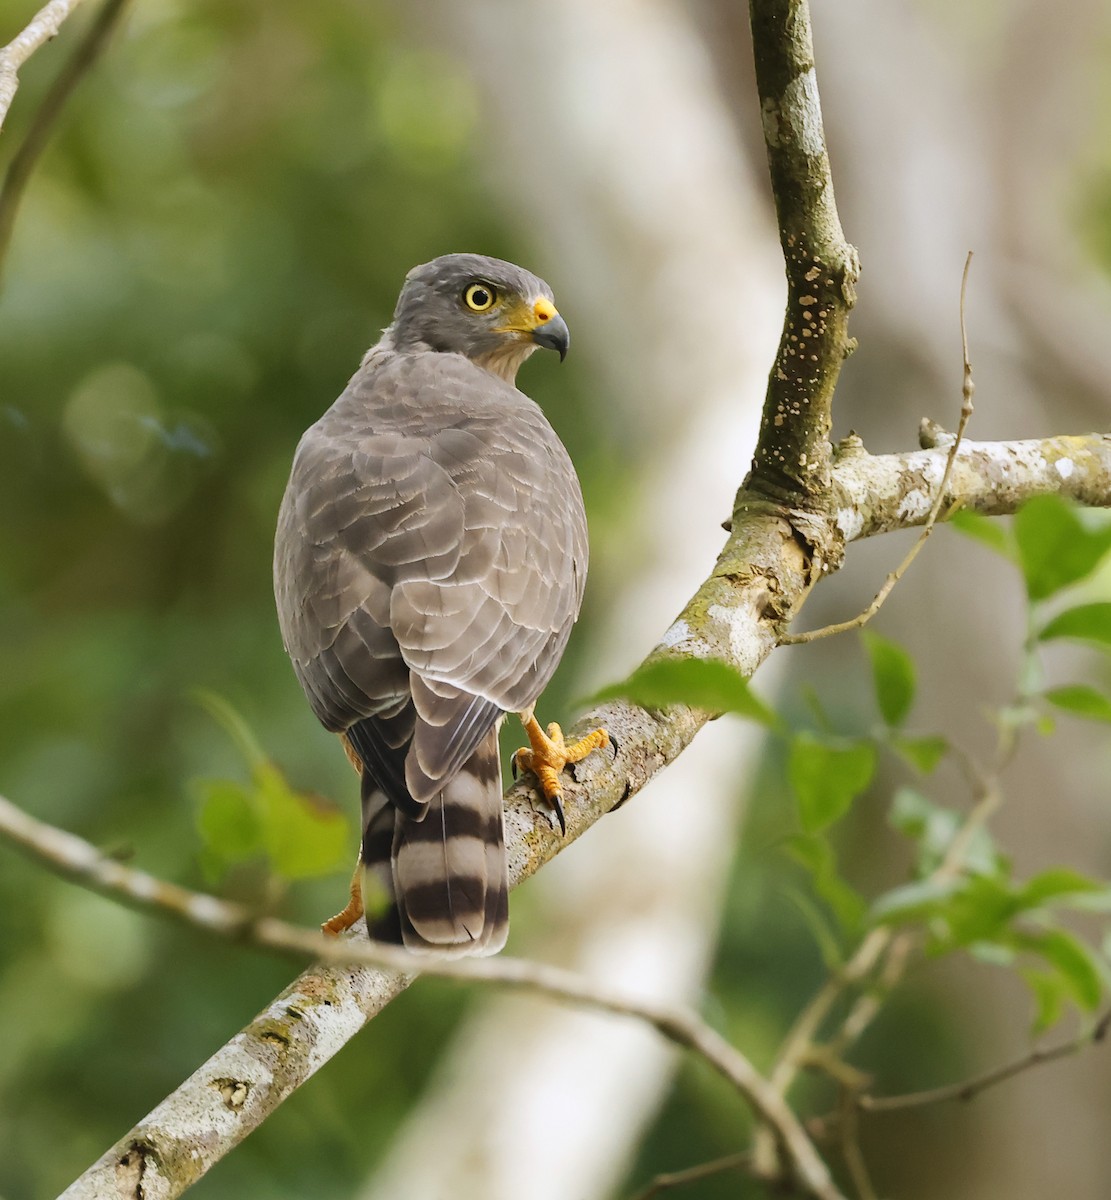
(274, 253), (608, 956)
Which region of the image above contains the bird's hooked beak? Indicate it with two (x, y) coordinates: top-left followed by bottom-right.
(498, 296), (570, 361)
(531, 309), (570, 361)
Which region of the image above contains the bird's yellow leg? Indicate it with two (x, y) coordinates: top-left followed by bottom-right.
(322, 860), (363, 936)
(512, 710), (610, 834)
(322, 734), (367, 934)
(339, 731), (363, 775)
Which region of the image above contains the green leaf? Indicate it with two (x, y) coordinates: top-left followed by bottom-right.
(892, 734), (949, 774)
(1044, 685), (1111, 723)
(967, 940), (1017, 967)
(861, 631), (916, 727)
(1014, 495), (1111, 602)
(789, 733), (876, 833)
(888, 787), (998, 877)
(939, 874), (1019, 947)
(1021, 968), (1069, 1033)
(590, 657), (777, 726)
(869, 877), (964, 926)
(782, 885), (844, 969)
(1014, 928), (1104, 1011)
(1038, 603), (1111, 647)
(783, 833), (867, 934)
(875, 873), (1016, 952)
(1014, 867), (1110, 912)
(1036, 713), (1057, 736)
(254, 763), (349, 880)
(949, 508), (1012, 557)
(196, 779), (262, 865)
(889, 787), (948, 839)
(192, 690), (349, 880)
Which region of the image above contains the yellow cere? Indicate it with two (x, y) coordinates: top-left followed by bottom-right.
(532, 297), (557, 326)
(494, 295), (559, 335)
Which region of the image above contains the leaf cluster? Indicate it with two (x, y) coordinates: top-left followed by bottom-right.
(597, 496), (1111, 1038)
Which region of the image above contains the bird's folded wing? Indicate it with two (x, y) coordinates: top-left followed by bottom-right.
(274, 353), (588, 797)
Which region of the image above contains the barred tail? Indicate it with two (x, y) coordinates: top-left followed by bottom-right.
(359, 727), (508, 957)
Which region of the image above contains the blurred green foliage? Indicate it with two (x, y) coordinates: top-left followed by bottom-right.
(5, 4), (1111, 1199)
(191, 690), (350, 884)
(591, 655), (780, 727)
(0, 3), (601, 1196)
(624, 496), (1111, 1197)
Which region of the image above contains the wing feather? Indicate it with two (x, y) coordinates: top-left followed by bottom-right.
(274, 348), (586, 797)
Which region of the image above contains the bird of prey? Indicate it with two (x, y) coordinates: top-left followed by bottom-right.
(274, 253), (608, 956)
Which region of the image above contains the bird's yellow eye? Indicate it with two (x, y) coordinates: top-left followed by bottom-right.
(463, 282), (497, 312)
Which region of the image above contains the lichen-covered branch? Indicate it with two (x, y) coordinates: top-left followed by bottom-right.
(832, 431), (1111, 543)
(780, 252), (977, 645)
(0, 0), (88, 130)
(0, 795), (842, 1200)
(746, 0), (859, 505)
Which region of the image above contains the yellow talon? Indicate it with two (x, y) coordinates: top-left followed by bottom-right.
(513, 713), (610, 834)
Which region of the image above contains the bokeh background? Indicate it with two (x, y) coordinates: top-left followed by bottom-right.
(2, 1), (1111, 1197)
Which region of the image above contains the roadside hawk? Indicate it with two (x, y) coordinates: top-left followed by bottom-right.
(274, 253), (608, 956)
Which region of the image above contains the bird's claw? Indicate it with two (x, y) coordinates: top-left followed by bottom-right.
(513, 713), (609, 836)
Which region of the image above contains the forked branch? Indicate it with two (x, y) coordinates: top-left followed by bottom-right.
(782, 251), (976, 643)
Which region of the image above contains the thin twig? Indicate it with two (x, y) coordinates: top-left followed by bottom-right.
(0, 0), (90, 131)
(828, 931), (913, 1057)
(838, 1086), (877, 1200)
(626, 1152), (754, 1200)
(0, 0), (131, 281)
(751, 926), (891, 1176)
(791, 670), (1031, 1176)
(781, 251), (976, 644)
(766, 927), (891, 1095)
(826, 715), (1015, 1059)
(0, 792), (847, 1200)
(756, 596), (1017, 1177)
(861, 1010), (1111, 1113)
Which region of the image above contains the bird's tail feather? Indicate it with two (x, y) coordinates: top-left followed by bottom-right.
(360, 778), (402, 944)
(360, 727), (508, 957)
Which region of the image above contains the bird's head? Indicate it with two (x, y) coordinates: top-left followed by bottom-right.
(386, 253), (570, 382)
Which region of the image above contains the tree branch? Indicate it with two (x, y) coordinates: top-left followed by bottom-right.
(626, 1152), (753, 1200)
(0, 794), (844, 1200)
(746, 0), (858, 506)
(782, 250), (976, 643)
(831, 431), (1111, 543)
(859, 1010), (1111, 1113)
(0, 0), (89, 131)
(0, 0), (131, 281)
